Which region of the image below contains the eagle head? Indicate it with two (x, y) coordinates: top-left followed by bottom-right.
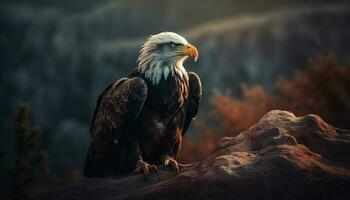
(137, 32), (199, 85)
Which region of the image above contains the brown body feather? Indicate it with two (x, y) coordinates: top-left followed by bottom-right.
(84, 68), (201, 177)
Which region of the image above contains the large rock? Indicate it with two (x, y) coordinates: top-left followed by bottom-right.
(34, 110), (350, 200)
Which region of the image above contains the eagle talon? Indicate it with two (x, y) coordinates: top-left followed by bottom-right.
(162, 156), (179, 173)
(134, 160), (157, 175)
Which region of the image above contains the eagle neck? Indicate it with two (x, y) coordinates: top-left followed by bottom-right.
(139, 58), (188, 86)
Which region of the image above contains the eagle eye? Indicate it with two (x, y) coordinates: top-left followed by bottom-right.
(170, 42), (177, 48)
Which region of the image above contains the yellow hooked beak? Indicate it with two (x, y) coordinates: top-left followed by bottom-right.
(179, 44), (199, 62)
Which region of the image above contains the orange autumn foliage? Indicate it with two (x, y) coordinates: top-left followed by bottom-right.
(212, 84), (272, 134)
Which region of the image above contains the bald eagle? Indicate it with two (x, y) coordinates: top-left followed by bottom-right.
(84, 32), (202, 177)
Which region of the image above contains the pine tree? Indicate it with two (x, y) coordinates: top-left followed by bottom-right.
(12, 103), (45, 199)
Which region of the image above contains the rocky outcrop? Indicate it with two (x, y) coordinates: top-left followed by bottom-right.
(34, 110), (350, 200)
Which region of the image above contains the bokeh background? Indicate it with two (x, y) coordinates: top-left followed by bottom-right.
(1, 0), (350, 186)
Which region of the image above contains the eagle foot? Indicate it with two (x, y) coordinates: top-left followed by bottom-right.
(134, 160), (158, 177)
(162, 156), (179, 173)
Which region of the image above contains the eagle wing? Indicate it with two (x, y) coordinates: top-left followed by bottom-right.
(84, 77), (147, 176)
(182, 72), (202, 135)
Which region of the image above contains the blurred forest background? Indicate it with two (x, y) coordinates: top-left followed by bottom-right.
(1, 0), (350, 191)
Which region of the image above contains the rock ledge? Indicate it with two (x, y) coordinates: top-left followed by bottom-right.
(35, 110), (350, 200)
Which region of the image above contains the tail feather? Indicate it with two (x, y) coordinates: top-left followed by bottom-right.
(83, 148), (106, 178)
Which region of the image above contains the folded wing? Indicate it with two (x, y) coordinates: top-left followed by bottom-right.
(183, 72), (202, 135)
(84, 77), (147, 177)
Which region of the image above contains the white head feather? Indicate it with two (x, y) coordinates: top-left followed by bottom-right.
(137, 32), (189, 85)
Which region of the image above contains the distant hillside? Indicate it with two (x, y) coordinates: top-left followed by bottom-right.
(99, 5), (350, 110)
(1, 0), (349, 38)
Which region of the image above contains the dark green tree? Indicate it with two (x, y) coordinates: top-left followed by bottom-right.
(12, 103), (46, 199)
